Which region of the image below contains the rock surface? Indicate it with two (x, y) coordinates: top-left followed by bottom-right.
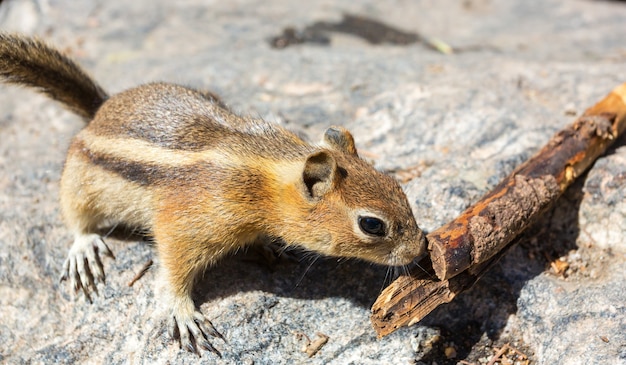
(1, 0), (625, 364)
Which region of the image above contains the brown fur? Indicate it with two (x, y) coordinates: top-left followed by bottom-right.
(0, 33), (427, 354)
(0, 33), (107, 119)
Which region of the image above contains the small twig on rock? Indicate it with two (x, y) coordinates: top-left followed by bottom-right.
(487, 343), (511, 365)
(371, 82), (626, 337)
(128, 259), (153, 287)
(295, 331), (330, 358)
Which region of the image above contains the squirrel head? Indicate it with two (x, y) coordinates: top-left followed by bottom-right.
(291, 126), (426, 266)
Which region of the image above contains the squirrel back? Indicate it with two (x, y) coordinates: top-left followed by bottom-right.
(0, 33), (108, 119)
(90, 82), (314, 158)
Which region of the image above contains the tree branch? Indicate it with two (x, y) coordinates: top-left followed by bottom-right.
(371, 82), (626, 337)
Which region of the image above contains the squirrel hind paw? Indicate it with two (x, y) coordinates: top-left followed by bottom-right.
(59, 233), (114, 301)
(168, 308), (223, 357)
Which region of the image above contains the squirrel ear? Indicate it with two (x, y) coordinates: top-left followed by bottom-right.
(322, 127), (358, 156)
(302, 150), (337, 199)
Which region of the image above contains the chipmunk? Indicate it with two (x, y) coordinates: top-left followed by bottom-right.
(0, 33), (427, 355)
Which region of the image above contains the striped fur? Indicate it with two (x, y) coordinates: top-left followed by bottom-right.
(1, 34), (427, 354)
(0, 34), (107, 119)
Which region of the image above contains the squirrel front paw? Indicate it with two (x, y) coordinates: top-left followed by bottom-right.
(59, 233), (115, 302)
(168, 300), (224, 356)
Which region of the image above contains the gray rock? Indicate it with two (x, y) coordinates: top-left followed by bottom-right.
(1, 0), (625, 364)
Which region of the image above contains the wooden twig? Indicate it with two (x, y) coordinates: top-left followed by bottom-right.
(371, 83), (626, 337)
(127, 259), (153, 287)
(370, 241), (515, 337)
(295, 331), (330, 358)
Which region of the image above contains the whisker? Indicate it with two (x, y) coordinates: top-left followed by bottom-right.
(294, 255), (320, 288)
(413, 256), (437, 280)
(384, 265), (392, 285)
(394, 265), (402, 279)
(380, 265), (393, 294)
(102, 223), (118, 239)
(276, 244), (290, 256)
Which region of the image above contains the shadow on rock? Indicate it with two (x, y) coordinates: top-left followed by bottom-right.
(193, 245), (394, 310)
(414, 132), (626, 363)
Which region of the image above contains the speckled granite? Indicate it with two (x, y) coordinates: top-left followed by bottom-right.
(1, 0), (625, 364)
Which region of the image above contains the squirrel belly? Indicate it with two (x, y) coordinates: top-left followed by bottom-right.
(0, 33), (427, 355)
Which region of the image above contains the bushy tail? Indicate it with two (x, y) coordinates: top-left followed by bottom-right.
(0, 34), (108, 120)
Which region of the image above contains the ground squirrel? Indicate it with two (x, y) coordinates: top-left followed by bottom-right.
(0, 33), (427, 355)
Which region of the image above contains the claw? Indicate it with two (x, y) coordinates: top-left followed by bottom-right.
(95, 238), (115, 259)
(194, 312), (225, 341)
(69, 258), (79, 291)
(76, 255), (90, 291)
(168, 315), (177, 340)
(201, 339), (221, 357)
(61, 234), (114, 302)
(86, 243), (105, 284)
(59, 258), (70, 282)
(170, 307), (223, 356)
(178, 318), (193, 352)
(80, 281), (93, 304)
(199, 339), (221, 358)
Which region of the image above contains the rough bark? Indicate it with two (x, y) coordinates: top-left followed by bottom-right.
(371, 82), (626, 337)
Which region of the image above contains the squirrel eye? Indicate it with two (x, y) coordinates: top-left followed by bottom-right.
(358, 216), (386, 237)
